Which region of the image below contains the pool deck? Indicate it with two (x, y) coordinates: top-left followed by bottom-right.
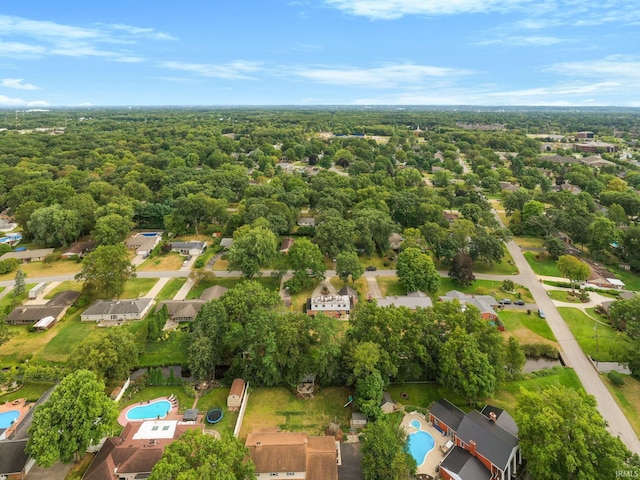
(401, 411), (449, 477)
(0, 398), (32, 439)
(118, 396), (183, 427)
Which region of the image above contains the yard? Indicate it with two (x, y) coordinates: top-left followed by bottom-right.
(329, 276), (369, 299)
(437, 278), (534, 303)
(376, 276), (404, 297)
(358, 252), (396, 270)
(155, 277), (188, 301)
(120, 278), (159, 299)
(120, 385), (193, 412)
(0, 381), (55, 402)
(523, 252), (562, 277)
(0, 259), (82, 282)
(386, 383), (469, 413)
(137, 330), (189, 367)
(43, 280), (83, 299)
(514, 236), (545, 249)
(138, 253), (184, 271)
(546, 289), (588, 303)
(0, 283), (37, 311)
(498, 310), (558, 344)
(558, 307), (632, 362)
(238, 386), (352, 439)
(196, 387), (238, 437)
(603, 374), (640, 437)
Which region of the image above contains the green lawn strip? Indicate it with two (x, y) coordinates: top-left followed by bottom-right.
(472, 247), (518, 275)
(196, 387), (238, 437)
(607, 266), (640, 292)
(546, 289), (585, 303)
(558, 307), (632, 362)
(155, 278), (188, 301)
(514, 236), (545, 249)
(0, 283), (38, 310)
(358, 253), (396, 270)
(523, 251), (561, 277)
(602, 375), (640, 438)
(437, 278), (534, 303)
(120, 385), (193, 412)
(36, 310), (97, 362)
(376, 276), (404, 297)
(120, 278), (158, 299)
(137, 331), (189, 367)
(499, 310), (557, 342)
(239, 386), (352, 439)
(0, 382), (55, 402)
(43, 280), (82, 299)
(386, 383), (470, 413)
(0, 286), (4, 295)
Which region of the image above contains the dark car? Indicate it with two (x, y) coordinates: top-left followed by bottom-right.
(365, 266), (377, 271)
(514, 299), (525, 306)
(499, 299), (512, 305)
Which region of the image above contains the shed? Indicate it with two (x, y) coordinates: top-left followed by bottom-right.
(380, 392), (395, 414)
(350, 412), (368, 429)
(33, 316), (56, 331)
(227, 378), (246, 410)
(220, 238), (234, 249)
(28, 282), (47, 299)
(183, 409), (199, 422)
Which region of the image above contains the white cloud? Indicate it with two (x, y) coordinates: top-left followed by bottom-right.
(291, 63), (473, 87)
(0, 41), (46, 58)
(546, 55), (640, 81)
(0, 94), (48, 106)
(324, 0), (533, 19)
(475, 36), (567, 47)
(1, 78), (40, 90)
(161, 61), (263, 80)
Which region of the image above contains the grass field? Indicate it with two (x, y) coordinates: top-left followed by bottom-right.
(138, 253), (184, 271)
(37, 310), (97, 362)
(603, 374), (640, 437)
(43, 280), (82, 299)
(376, 276), (404, 296)
(155, 277), (188, 301)
(0, 260), (81, 282)
(0, 382), (55, 402)
(120, 278), (159, 299)
(523, 252), (562, 277)
(196, 387), (238, 437)
(498, 310), (557, 344)
(608, 266), (640, 292)
(472, 247), (519, 275)
(514, 236), (545, 249)
(558, 307), (632, 362)
(239, 386), (352, 439)
(137, 331), (189, 367)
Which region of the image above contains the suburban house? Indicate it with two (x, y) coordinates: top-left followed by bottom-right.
(297, 217), (316, 227)
(83, 421), (203, 480)
(245, 428), (338, 480)
(81, 298), (154, 323)
(279, 237), (295, 254)
(219, 237), (234, 249)
(574, 141), (617, 153)
(380, 392), (395, 414)
(586, 263), (625, 290)
(599, 291), (636, 316)
(61, 240), (96, 259)
(0, 248), (54, 263)
(6, 290), (79, 325)
(227, 378), (246, 410)
(199, 285), (228, 302)
(337, 286), (358, 308)
(125, 233), (162, 257)
(155, 286), (227, 323)
(306, 294), (352, 318)
(429, 399), (521, 480)
(580, 155), (616, 168)
(377, 291), (433, 310)
(169, 241), (207, 256)
(439, 291), (500, 321)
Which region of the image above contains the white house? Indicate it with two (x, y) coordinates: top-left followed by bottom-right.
(81, 298), (154, 323)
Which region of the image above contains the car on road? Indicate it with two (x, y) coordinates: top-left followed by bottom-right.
(538, 309), (546, 318)
(514, 299), (525, 306)
(499, 299), (512, 305)
(365, 266), (377, 271)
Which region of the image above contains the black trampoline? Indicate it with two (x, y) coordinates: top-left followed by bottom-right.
(206, 408), (223, 424)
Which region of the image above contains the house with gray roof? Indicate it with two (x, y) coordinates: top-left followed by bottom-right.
(376, 291), (433, 310)
(439, 290), (499, 320)
(440, 446), (491, 480)
(6, 290), (79, 325)
(81, 298), (154, 323)
(170, 241), (207, 256)
(0, 248), (54, 263)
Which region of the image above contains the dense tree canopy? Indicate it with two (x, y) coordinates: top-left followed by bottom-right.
(75, 244), (136, 298)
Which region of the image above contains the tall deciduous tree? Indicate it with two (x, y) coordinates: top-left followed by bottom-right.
(150, 429), (255, 480)
(556, 255), (590, 293)
(75, 244), (136, 298)
(361, 417), (416, 480)
(448, 251), (475, 287)
(396, 247), (440, 294)
(27, 370), (118, 466)
(504, 336), (526, 379)
(227, 225), (277, 279)
(13, 268), (26, 297)
(0, 312), (14, 347)
(515, 385), (639, 480)
(588, 216), (618, 260)
(336, 250), (364, 284)
(68, 329), (140, 382)
(92, 213), (134, 245)
(544, 236), (566, 259)
(438, 327), (496, 405)
(285, 237), (326, 293)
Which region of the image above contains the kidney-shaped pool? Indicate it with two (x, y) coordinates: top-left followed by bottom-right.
(126, 400), (172, 421)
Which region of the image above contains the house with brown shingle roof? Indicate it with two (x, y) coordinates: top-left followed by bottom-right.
(246, 428), (338, 480)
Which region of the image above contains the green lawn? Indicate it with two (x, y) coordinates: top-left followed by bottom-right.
(43, 280), (82, 299)
(499, 310), (557, 342)
(37, 310), (97, 362)
(376, 276), (405, 296)
(558, 307), (632, 362)
(608, 266), (640, 292)
(0, 382), (55, 402)
(137, 331), (189, 367)
(547, 289), (586, 303)
(523, 252), (561, 277)
(120, 278), (158, 299)
(472, 247), (519, 275)
(437, 278), (534, 303)
(514, 236), (545, 249)
(120, 385), (193, 412)
(358, 253), (396, 270)
(0, 283), (37, 310)
(239, 386), (352, 439)
(386, 383), (469, 412)
(155, 278), (188, 301)
(603, 374), (640, 437)
(196, 387), (238, 437)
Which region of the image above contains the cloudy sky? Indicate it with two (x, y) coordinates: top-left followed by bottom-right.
(1, 0), (640, 107)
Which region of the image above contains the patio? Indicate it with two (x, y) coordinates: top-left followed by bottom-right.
(401, 411), (451, 477)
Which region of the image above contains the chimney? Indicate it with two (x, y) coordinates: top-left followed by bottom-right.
(489, 412), (497, 423)
(468, 440), (477, 456)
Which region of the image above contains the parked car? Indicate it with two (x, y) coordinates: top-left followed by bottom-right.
(499, 299), (512, 305)
(538, 309), (546, 318)
(514, 299), (525, 306)
(365, 266), (377, 272)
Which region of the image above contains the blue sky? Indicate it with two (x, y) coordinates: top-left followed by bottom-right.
(1, 0), (640, 107)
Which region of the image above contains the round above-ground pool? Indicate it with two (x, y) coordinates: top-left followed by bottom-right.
(126, 400), (172, 421)
(206, 409), (223, 424)
(408, 421), (435, 467)
(0, 410), (20, 429)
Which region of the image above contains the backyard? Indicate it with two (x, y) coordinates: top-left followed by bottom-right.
(196, 387), (238, 437)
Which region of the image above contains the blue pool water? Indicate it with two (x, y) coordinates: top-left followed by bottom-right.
(410, 419), (421, 429)
(126, 400), (172, 421)
(0, 410), (20, 429)
(141, 232), (160, 237)
(408, 426), (435, 466)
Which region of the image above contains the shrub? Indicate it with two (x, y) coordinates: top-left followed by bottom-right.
(607, 370), (625, 386)
(522, 343), (559, 359)
(194, 258), (205, 268)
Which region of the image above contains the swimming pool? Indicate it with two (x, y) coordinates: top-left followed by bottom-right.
(408, 421), (435, 466)
(126, 400), (172, 421)
(0, 410), (20, 429)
